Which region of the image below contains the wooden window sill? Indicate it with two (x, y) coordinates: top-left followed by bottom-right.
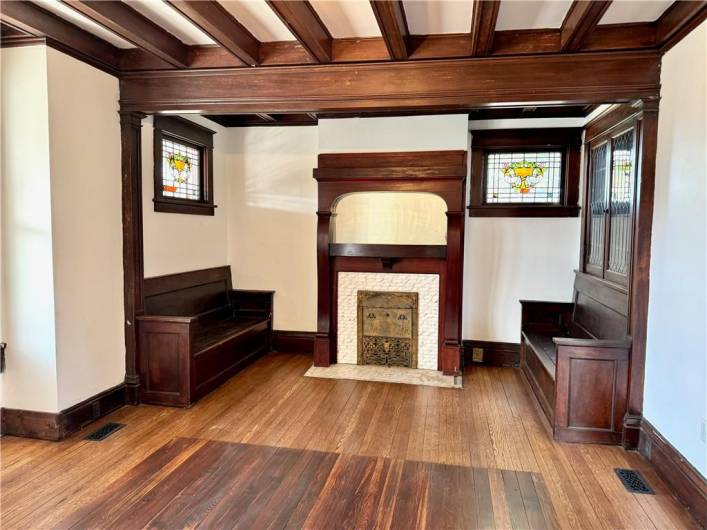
(153, 198), (216, 216)
(468, 205), (580, 218)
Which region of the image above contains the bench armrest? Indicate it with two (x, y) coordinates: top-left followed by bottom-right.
(520, 300), (573, 329)
(231, 289), (274, 319)
(137, 314), (197, 324)
(553, 336), (631, 349)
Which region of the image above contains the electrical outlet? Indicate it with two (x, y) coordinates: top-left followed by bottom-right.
(472, 347), (484, 363)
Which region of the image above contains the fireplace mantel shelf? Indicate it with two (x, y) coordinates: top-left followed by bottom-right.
(329, 244), (447, 260)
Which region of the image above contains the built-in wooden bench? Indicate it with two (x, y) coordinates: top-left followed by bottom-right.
(520, 271), (630, 444)
(137, 266), (273, 407)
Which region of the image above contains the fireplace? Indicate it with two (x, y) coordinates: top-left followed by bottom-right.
(358, 290), (418, 368)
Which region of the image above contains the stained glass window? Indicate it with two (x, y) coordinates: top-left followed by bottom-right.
(485, 151), (563, 204)
(587, 142), (609, 268)
(161, 137), (202, 201)
(608, 129), (635, 276)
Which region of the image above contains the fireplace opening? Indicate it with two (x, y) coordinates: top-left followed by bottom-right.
(357, 290), (418, 368)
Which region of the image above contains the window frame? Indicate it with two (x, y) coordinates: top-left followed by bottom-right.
(468, 128), (582, 217)
(153, 116), (216, 216)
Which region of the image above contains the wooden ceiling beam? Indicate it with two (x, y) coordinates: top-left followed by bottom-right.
(560, 1), (613, 51)
(119, 50), (660, 114)
(470, 0), (500, 56)
(369, 0), (409, 60)
(0, 0), (119, 72)
(655, 0), (707, 52)
(166, 1), (260, 66)
(64, 1), (190, 68)
(266, 1), (332, 63)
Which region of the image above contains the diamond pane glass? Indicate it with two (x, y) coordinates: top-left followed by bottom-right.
(162, 137), (201, 201)
(608, 129), (635, 275)
(485, 151), (562, 204)
(587, 143), (609, 268)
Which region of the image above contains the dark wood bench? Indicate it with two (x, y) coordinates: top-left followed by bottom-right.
(137, 266), (273, 407)
(520, 271), (630, 444)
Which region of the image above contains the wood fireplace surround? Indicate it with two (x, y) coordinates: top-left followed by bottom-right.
(313, 150), (467, 375)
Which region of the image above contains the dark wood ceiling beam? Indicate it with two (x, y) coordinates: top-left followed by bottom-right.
(64, 1), (190, 68)
(0, 0), (119, 72)
(470, 0), (500, 56)
(255, 113), (277, 122)
(655, 1), (707, 51)
(119, 50), (660, 114)
(266, 1), (332, 63)
(369, 0), (409, 60)
(560, 1), (613, 51)
(166, 1), (260, 66)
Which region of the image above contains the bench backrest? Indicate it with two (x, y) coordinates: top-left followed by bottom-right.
(571, 271), (629, 340)
(143, 266), (232, 316)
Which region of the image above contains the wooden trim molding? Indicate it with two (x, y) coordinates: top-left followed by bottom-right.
(462, 340), (520, 367)
(1, 383), (127, 441)
(639, 419), (707, 528)
(272, 331), (316, 354)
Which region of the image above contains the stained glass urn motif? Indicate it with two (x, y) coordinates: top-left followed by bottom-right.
(166, 152), (192, 192)
(502, 161), (545, 194)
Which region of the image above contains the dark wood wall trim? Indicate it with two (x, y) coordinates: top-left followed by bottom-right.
(462, 340), (520, 367)
(1, 383), (127, 441)
(272, 330), (316, 354)
(639, 419), (707, 528)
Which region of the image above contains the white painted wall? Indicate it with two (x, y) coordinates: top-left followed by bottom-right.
(141, 115), (229, 278)
(1, 46), (58, 412)
(46, 48), (125, 410)
(644, 21), (707, 476)
(227, 127), (319, 331)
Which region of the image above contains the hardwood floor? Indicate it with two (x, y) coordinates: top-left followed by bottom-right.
(0, 353), (698, 529)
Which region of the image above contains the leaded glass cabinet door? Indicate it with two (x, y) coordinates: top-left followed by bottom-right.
(605, 127), (637, 285)
(586, 141), (610, 278)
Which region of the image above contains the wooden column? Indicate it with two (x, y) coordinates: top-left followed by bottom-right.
(623, 98), (660, 449)
(442, 210), (465, 375)
(119, 111), (145, 405)
(314, 211), (334, 366)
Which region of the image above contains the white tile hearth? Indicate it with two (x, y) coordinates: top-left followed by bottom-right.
(304, 364), (462, 389)
(337, 272), (440, 370)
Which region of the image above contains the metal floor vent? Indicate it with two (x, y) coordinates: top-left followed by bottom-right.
(614, 468), (655, 494)
(85, 422), (125, 441)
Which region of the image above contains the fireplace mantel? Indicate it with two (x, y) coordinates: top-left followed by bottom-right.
(329, 244), (447, 260)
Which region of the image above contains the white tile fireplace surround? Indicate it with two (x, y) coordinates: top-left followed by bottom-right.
(337, 272), (440, 370)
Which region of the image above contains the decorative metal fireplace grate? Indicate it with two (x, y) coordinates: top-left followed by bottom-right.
(357, 291), (418, 368)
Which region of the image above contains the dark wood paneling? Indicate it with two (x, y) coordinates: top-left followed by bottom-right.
(560, 1), (613, 51)
(272, 330), (315, 354)
(470, 0), (500, 56)
(1, 383), (126, 441)
(639, 419), (707, 528)
(463, 340), (520, 367)
(370, 0), (409, 60)
(118, 51), (661, 113)
(655, 0), (707, 52)
(266, 1), (332, 63)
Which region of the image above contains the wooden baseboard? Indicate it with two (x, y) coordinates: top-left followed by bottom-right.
(1, 383), (126, 441)
(639, 418), (707, 527)
(273, 330), (315, 354)
(463, 340), (520, 367)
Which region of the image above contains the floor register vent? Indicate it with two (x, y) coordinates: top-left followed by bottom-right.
(85, 422), (125, 441)
(614, 468), (655, 494)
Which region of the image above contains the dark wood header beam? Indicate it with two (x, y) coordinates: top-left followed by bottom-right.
(470, 0), (501, 56)
(119, 50), (660, 114)
(266, 1), (332, 63)
(656, 0), (707, 51)
(370, 0), (409, 60)
(561, 0), (612, 51)
(166, 1), (260, 66)
(65, 1), (190, 68)
(0, 0), (119, 73)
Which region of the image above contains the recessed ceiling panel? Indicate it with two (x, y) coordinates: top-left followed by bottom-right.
(403, 0), (474, 35)
(496, 0), (573, 30)
(600, 1), (673, 24)
(310, 0), (381, 38)
(35, 0), (135, 48)
(125, 0), (214, 45)
(218, 0), (294, 41)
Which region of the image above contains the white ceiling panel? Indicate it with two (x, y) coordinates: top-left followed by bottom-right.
(218, 0), (294, 41)
(403, 0), (474, 35)
(35, 0), (135, 48)
(496, 0), (573, 30)
(310, 0), (381, 38)
(125, 0), (214, 45)
(600, 1), (673, 24)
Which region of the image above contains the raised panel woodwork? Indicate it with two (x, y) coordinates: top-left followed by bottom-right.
(567, 358), (614, 429)
(146, 333), (184, 394)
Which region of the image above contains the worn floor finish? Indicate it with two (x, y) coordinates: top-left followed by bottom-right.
(0, 353), (697, 529)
